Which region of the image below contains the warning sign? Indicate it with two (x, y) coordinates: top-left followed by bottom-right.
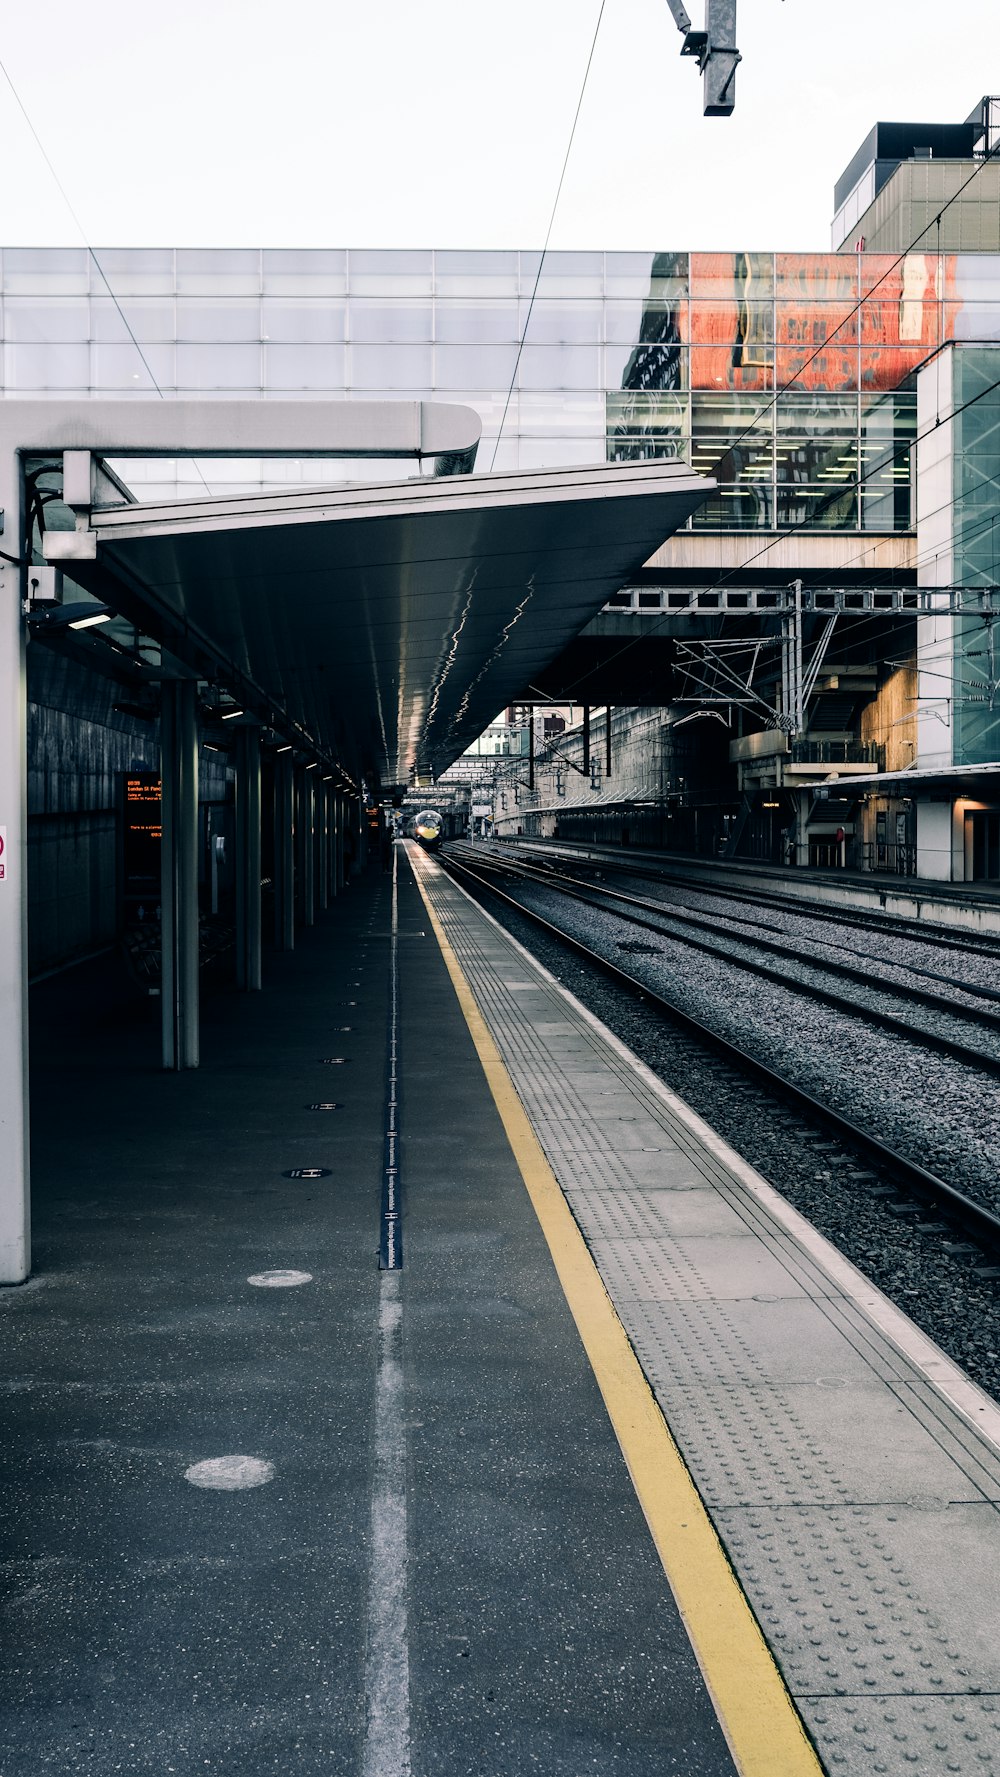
(0, 826), (6, 882)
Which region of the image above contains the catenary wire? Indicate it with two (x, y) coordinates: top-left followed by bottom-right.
(489, 0), (606, 472)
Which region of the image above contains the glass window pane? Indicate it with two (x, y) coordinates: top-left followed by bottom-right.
(3, 298), (90, 341)
(91, 343), (175, 390)
(177, 301), (261, 342)
(434, 345), (519, 390)
(611, 340), (686, 392)
(176, 343), (262, 388)
(954, 303), (1000, 341)
(264, 343), (347, 389)
(349, 250), (433, 296)
(90, 248), (175, 294)
(261, 301), (346, 342)
(349, 304), (431, 342)
(521, 251), (604, 297)
(435, 303), (518, 344)
(175, 249), (261, 294)
(517, 344), (601, 389)
(4, 343), (90, 388)
(692, 484), (774, 528)
(518, 390), (604, 435)
(607, 391), (687, 462)
(774, 484), (858, 528)
(690, 345), (772, 392)
(91, 298), (175, 342)
(3, 248), (89, 294)
(775, 344), (857, 392)
(690, 252), (773, 299)
(262, 249), (347, 295)
(604, 253), (663, 298)
(349, 343), (432, 389)
(776, 254), (857, 299)
(605, 301), (648, 344)
(520, 302), (603, 343)
(434, 250), (518, 296)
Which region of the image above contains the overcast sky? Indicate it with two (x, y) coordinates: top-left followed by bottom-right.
(1, 0), (998, 253)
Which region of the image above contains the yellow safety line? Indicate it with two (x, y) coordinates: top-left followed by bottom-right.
(410, 860), (822, 1777)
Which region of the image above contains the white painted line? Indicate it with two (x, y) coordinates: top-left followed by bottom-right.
(363, 1271), (410, 1777)
(184, 1454), (275, 1490)
(247, 1269), (313, 1288)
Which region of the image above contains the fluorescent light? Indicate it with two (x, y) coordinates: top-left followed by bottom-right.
(220, 706), (244, 720)
(277, 744), (293, 753)
(67, 611), (112, 631)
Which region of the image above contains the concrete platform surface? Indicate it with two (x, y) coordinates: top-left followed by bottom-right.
(0, 860), (740, 1776)
(410, 847), (1000, 1776)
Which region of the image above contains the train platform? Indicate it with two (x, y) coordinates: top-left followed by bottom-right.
(0, 847), (997, 1775)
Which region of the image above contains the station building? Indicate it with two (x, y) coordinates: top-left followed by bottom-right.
(5, 96), (1000, 1020)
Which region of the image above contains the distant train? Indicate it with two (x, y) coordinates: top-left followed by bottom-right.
(411, 808), (444, 850)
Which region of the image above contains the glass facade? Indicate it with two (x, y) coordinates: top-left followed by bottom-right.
(4, 245), (1000, 527)
(950, 347), (1000, 765)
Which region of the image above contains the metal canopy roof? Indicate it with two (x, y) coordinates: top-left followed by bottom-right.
(809, 762), (1000, 800)
(69, 459), (709, 788)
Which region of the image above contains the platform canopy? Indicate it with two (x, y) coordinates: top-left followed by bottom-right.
(58, 458), (710, 789)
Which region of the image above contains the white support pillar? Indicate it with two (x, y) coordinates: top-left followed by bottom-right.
(0, 543), (30, 1282)
(160, 680), (200, 1070)
(234, 724), (262, 990)
(274, 753), (295, 950)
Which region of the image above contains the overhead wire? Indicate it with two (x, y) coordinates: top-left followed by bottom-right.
(489, 0), (606, 472)
(0, 52), (216, 496)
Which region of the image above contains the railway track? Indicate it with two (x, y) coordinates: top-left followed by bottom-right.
(441, 846), (1000, 1264)
(448, 844), (1000, 1076)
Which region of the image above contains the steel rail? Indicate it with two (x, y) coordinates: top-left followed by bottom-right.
(503, 839), (1000, 961)
(449, 845), (1000, 1076)
(441, 850), (1000, 1258)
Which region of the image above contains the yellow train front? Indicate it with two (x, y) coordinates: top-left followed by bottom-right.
(412, 808), (444, 851)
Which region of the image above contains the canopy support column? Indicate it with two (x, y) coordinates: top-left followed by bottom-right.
(234, 724), (262, 991)
(160, 680), (200, 1070)
(0, 552), (30, 1282)
(318, 782), (330, 912)
(274, 753), (295, 950)
(301, 771), (316, 926)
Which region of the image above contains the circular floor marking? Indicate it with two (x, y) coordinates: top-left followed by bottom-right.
(185, 1454), (275, 1490)
(247, 1269), (313, 1288)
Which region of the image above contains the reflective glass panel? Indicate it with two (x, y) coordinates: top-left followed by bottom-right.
(435, 303), (517, 343)
(776, 254), (857, 299)
(349, 250), (433, 296)
(774, 483), (858, 527)
(953, 304), (1000, 340)
(614, 341), (686, 393)
(4, 342), (90, 387)
(518, 391), (604, 434)
(175, 343), (262, 387)
(264, 343), (347, 388)
(3, 248), (90, 294)
(433, 251), (518, 296)
(261, 301), (346, 342)
(90, 343), (175, 390)
(604, 301), (648, 344)
(3, 299), (90, 341)
(177, 302), (261, 342)
(91, 298), (175, 342)
(691, 483), (774, 528)
(520, 251), (604, 296)
(261, 249), (347, 295)
(433, 345), (519, 390)
(349, 304), (431, 342)
(775, 344), (858, 392)
(690, 345), (771, 392)
(519, 302), (603, 344)
(175, 249), (262, 294)
(690, 252), (773, 299)
(604, 253), (661, 297)
(349, 343), (433, 389)
(517, 344), (602, 389)
(89, 248), (175, 294)
(606, 391), (687, 462)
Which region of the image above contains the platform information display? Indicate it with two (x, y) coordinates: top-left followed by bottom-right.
(122, 773), (161, 914)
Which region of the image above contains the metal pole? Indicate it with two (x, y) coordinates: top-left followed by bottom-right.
(274, 752), (295, 950)
(605, 706), (613, 780)
(333, 792), (343, 893)
(160, 680), (200, 1070)
(234, 724), (261, 991)
(0, 498), (30, 1280)
(302, 770), (316, 926)
(582, 706), (591, 776)
(528, 710), (535, 792)
(318, 781), (330, 911)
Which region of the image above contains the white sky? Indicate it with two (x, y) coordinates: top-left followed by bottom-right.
(0, 0), (998, 253)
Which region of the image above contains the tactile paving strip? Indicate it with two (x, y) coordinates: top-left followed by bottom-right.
(418, 862), (1000, 1776)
